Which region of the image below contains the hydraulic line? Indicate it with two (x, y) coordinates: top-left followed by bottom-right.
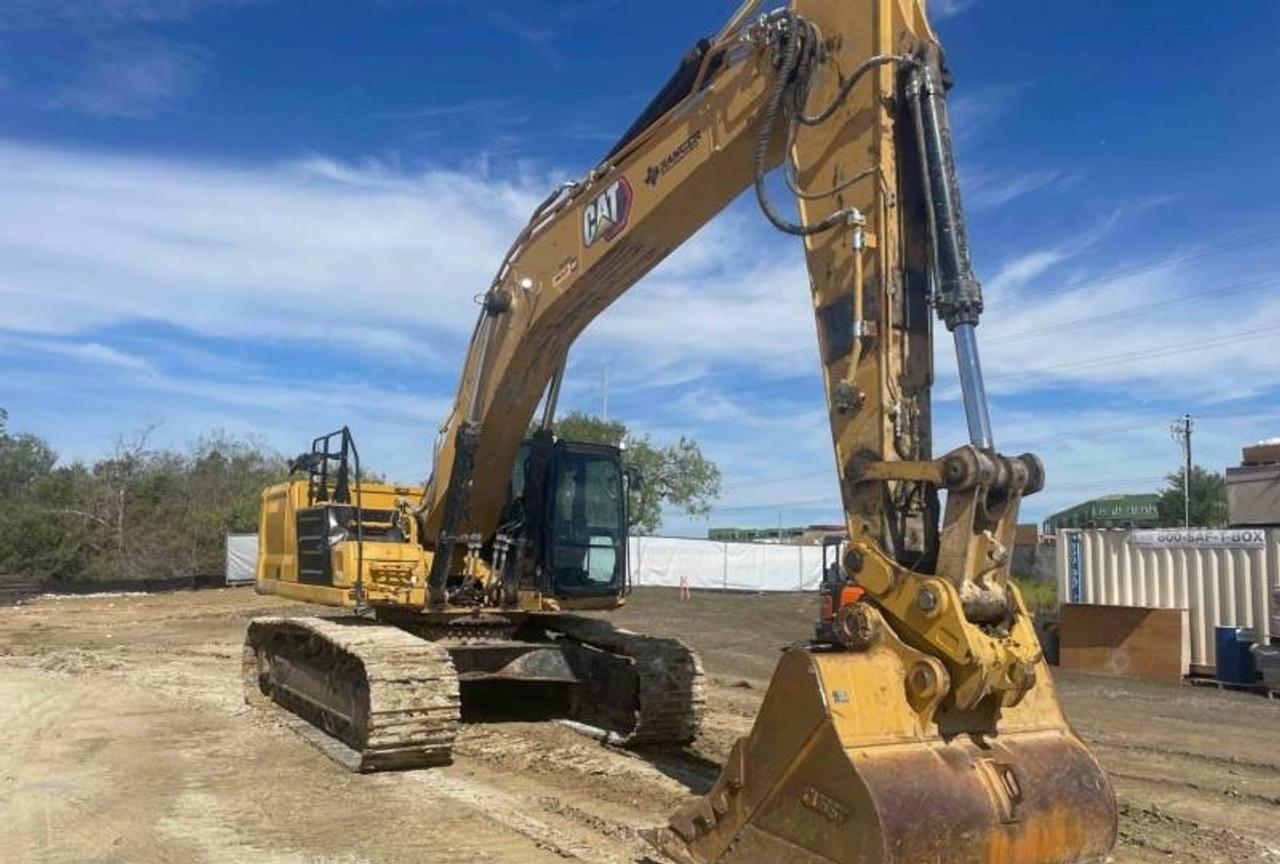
(753, 14), (916, 237)
(752, 16), (836, 236)
(794, 51), (919, 127)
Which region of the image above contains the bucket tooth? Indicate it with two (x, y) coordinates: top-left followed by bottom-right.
(646, 625), (1116, 864)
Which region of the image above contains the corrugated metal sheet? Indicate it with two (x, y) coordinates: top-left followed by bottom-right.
(1057, 529), (1279, 672)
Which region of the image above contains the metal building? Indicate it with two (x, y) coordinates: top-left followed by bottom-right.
(1043, 493), (1161, 534)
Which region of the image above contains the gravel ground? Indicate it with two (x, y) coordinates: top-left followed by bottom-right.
(1, 586), (1277, 863)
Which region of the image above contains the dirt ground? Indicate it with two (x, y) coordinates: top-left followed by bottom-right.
(1, 587), (1277, 864)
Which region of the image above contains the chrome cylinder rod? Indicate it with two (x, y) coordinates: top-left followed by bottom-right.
(953, 323), (993, 451)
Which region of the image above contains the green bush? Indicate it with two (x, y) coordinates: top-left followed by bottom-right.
(1012, 576), (1059, 615)
(0, 411), (287, 582)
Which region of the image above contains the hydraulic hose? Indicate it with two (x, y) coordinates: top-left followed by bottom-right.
(753, 17), (856, 237)
(753, 16), (916, 237)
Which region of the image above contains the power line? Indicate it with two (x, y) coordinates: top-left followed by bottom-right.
(1045, 475), (1168, 492)
(986, 227), (1280, 311)
(725, 468), (833, 492)
(726, 406), (1280, 493)
(713, 475), (1170, 515)
(983, 324), (1277, 384)
(1001, 417), (1162, 451)
(1003, 406), (1280, 452)
(712, 495), (835, 512)
(984, 277), (1280, 347)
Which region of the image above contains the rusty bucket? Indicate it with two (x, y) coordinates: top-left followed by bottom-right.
(644, 642), (1116, 864)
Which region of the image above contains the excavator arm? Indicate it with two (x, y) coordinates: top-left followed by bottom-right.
(414, 2), (1116, 861)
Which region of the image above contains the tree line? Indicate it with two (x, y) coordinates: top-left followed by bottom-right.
(0, 409), (287, 582)
(0, 408), (722, 583)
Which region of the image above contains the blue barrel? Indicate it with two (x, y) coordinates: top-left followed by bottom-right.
(1215, 627), (1258, 684)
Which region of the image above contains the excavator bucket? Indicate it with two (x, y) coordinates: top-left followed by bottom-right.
(644, 618), (1116, 864)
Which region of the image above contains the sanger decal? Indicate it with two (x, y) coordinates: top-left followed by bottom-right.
(582, 177), (633, 247)
(645, 129), (702, 187)
(552, 256), (579, 287)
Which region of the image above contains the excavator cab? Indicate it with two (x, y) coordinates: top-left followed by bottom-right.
(545, 441), (628, 597)
(507, 437), (629, 599)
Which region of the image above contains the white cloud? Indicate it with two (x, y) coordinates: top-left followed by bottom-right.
(967, 167), (1064, 212)
(930, 0), (978, 20)
(4, 346), (454, 482)
(0, 139), (544, 351)
(0, 0), (252, 29)
(0, 139), (822, 387)
(949, 84), (1024, 148)
(0, 138), (823, 489)
(0, 334), (155, 372)
(985, 250), (1067, 300)
(47, 37), (207, 118)
(938, 225), (1280, 402)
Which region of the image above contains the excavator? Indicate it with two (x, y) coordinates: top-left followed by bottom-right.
(245, 0), (1117, 861)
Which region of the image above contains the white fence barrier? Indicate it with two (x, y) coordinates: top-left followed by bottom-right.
(629, 536), (828, 593)
(221, 532), (827, 593)
(225, 534), (258, 585)
(1057, 528), (1280, 672)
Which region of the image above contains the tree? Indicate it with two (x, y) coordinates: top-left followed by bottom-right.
(0, 408), (92, 580)
(550, 412), (721, 534)
(0, 409), (290, 582)
(1157, 465), (1228, 528)
(0, 407), (58, 500)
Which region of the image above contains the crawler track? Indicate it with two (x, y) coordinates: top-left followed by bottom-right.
(243, 616), (461, 771)
(548, 616), (706, 746)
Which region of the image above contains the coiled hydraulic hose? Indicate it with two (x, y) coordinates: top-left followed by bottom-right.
(752, 13), (917, 236)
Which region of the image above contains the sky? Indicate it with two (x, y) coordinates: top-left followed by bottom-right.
(2, 0), (1280, 535)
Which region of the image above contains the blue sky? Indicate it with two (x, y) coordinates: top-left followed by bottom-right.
(3, 0), (1280, 534)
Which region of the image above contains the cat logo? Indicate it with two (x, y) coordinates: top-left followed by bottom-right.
(582, 177), (633, 247)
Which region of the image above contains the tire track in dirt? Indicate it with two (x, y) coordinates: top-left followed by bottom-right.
(452, 723), (709, 814)
(1110, 774), (1280, 859)
(1117, 800), (1280, 863)
(1086, 735), (1280, 860)
(410, 769), (649, 863)
(1089, 736), (1280, 775)
(0, 676), (104, 859)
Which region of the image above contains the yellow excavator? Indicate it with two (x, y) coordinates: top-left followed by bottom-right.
(245, 0), (1117, 861)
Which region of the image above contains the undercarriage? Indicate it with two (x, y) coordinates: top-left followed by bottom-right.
(243, 613), (705, 771)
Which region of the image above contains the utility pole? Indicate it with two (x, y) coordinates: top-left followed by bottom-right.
(1170, 414), (1193, 528)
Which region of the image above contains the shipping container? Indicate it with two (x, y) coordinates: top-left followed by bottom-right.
(1057, 528), (1279, 674)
